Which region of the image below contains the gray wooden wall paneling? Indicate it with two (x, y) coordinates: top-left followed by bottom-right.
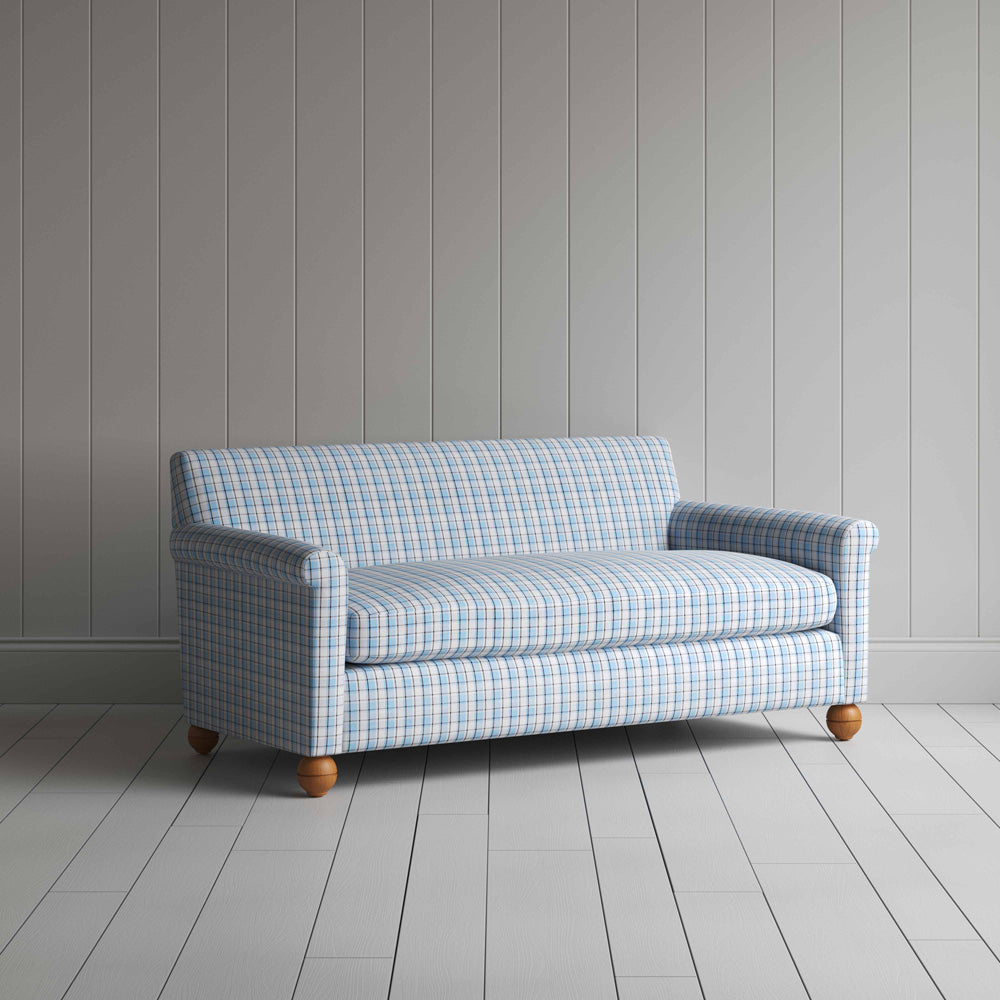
(227, 0), (296, 448)
(432, 0), (501, 442)
(295, 0), (365, 445)
(90, 0), (159, 636)
(841, 0), (911, 637)
(0, 0), (22, 634)
(500, 0), (569, 439)
(21, 0), (91, 635)
(772, 0), (841, 515)
(981, 0), (1000, 637)
(568, 0), (636, 437)
(363, 0), (432, 442)
(910, 0), (979, 636)
(0, 0), (996, 644)
(157, 0), (229, 634)
(704, 0), (773, 507)
(636, 0), (705, 501)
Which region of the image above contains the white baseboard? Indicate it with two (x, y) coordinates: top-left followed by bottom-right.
(0, 636), (998, 703)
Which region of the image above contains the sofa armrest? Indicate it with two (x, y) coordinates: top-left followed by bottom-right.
(170, 523), (348, 757)
(170, 523), (341, 585)
(668, 502), (878, 702)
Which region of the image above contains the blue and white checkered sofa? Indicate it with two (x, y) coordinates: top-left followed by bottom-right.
(170, 436), (877, 796)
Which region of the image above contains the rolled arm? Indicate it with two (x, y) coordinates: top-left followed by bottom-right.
(170, 522), (342, 586)
(170, 523), (348, 757)
(668, 502), (878, 702)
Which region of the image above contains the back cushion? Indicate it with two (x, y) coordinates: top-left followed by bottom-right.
(170, 436), (679, 568)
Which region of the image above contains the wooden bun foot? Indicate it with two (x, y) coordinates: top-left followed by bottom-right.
(826, 704), (862, 741)
(297, 756), (338, 797)
(187, 725), (219, 755)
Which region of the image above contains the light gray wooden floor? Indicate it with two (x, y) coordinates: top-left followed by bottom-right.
(1, 703), (1000, 1000)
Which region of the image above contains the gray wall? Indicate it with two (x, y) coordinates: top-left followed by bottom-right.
(1, 1), (997, 667)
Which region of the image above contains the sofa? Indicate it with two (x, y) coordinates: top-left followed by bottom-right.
(169, 435), (877, 797)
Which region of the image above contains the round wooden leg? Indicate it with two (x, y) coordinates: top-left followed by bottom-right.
(826, 704), (862, 741)
(187, 725), (219, 755)
(297, 756), (338, 797)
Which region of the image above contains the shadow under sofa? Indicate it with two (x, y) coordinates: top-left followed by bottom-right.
(169, 435), (877, 797)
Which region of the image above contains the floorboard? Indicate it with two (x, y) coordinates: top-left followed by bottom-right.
(809, 705), (981, 814)
(895, 813), (1000, 955)
(308, 750), (425, 959)
(64, 826), (238, 1000)
(912, 940), (1000, 1000)
(390, 814), (488, 999)
(0, 890), (123, 1000)
(641, 772), (758, 891)
(486, 849), (617, 1000)
(755, 862), (942, 1000)
(0, 705), (55, 755)
(795, 761), (974, 940)
(294, 958), (393, 1000)
(616, 978), (703, 1000)
(160, 849), (333, 1000)
(0, 737), (76, 820)
(592, 836), (694, 977)
(33, 705), (180, 796)
(0, 791), (120, 947)
(173, 737), (276, 827)
(676, 891), (807, 1000)
(696, 737), (853, 863)
(55, 719), (214, 890)
(489, 733), (591, 851)
(577, 728), (657, 838)
(627, 721), (707, 774)
(0, 703), (997, 999)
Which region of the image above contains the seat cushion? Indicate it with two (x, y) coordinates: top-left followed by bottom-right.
(346, 549), (836, 664)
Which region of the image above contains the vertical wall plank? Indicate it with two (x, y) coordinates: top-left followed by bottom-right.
(21, 0), (91, 635)
(432, 0), (500, 441)
(704, 0), (772, 506)
(296, 0), (364, 445)
(910, 0), (978, 635)
(842, 0), (910, 636)
(569, 0), (636, 437)
(637, 0), (705, 499)
(227, 0), (295, 447)
(159, 0), (228, 634)
(0, 1), (21, 634)
(90, 0), (158, 635)
(364, 0), (432, 442)
(772, 0), (841, 513)
(981, 0), (1000, 636)
(500, 0), (568, 439)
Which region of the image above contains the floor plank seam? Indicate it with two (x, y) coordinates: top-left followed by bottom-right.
(482, 740), (491, 1000)
(0, 707), (180, 965)
(690, 719), (815, 1000)
(773, 710), (979, 994)
(289, 750), (366, 1000)
(384, 749), (430, 1000)
(626, 724), (707, 1000)
(152, 743), (280, 1000)
(572, 732), (622, 1000)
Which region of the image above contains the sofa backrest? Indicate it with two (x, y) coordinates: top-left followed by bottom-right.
(170, 435), (679, 568)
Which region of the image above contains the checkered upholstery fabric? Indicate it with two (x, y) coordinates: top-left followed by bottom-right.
(668, 503), (878, 702)
(341, 629), (844, 752)
(171, 523), (347, 757)
(346, 549), (837, 664)
(170, 436), (679, 567)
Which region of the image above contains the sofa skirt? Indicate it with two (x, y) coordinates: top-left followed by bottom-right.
(338, 629), (844, 754)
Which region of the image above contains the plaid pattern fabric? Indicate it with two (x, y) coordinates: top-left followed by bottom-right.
(170, 436), (679, 567)
(341, 629), (844, 752)
(668, 503), (878, 703)
(171, 523), (348, 757)
(346, 548), (837, 664)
